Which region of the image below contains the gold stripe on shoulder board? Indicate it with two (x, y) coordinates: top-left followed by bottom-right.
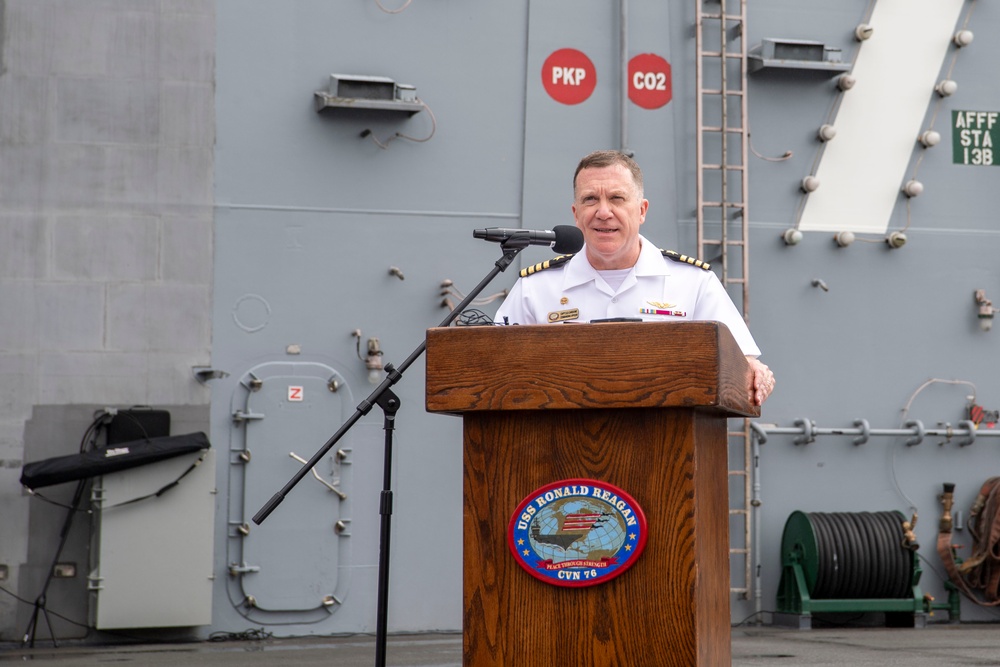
(662, 249), (711, 271)
(519, 253), (575, 278)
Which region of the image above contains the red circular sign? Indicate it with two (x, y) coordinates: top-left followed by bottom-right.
(628, 53), (672, 109)
(542, 48), (597, 105)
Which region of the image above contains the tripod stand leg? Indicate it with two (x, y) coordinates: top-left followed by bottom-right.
(23, 594), (58, 648)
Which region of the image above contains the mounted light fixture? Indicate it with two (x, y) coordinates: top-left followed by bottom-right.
(936, 79), (958, 97)
(833, 231), (855, 247)
(782, 228), (803, 246)
(352, 329), (385, 383)
(954, 30), (974, 47)
(855, 24), (874, 41)
(902, 180), (924, 197)
(885, 231), (907, 249)
(837, 74), (856, 91)
(974, 290), (997, 332)
(364, 338), (384, 383)
(919, 130), (941, 147)
(818, 124), (837, 142)
(801, 175), (820, 193)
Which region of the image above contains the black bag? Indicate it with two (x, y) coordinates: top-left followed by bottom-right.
(20, 432), (211, 490)
(106, 407), (171, 444)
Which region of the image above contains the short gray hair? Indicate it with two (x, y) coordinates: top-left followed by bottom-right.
(573, 150), (644, 196)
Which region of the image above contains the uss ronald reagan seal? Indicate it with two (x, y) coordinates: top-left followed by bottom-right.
(507, 478), (648, 588)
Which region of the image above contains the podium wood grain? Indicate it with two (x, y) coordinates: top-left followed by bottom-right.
(426, 321), (758, 418)
(426, 322), (757, 666)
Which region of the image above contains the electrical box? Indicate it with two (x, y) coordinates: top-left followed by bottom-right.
(314, 74), (422, 115)
(89, 449), (216, 629)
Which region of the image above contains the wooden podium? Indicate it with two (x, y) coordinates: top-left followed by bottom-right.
(425, 321), (759, 667)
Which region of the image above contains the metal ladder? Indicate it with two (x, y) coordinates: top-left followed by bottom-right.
(694, 0), (753, 599)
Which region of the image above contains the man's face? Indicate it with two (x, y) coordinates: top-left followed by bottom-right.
(572, 164), (649, 270)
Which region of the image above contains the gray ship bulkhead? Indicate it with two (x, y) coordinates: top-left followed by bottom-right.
(1, 0), (998, 646)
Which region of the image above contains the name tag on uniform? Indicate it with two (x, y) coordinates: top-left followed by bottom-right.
(547, 308), (580, 323)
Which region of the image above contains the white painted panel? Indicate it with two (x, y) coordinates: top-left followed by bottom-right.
(92, 449), (216, 629)
(798, 0), (965, 233)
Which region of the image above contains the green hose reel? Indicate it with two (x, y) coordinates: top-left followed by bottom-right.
(776, 510), (930, 628)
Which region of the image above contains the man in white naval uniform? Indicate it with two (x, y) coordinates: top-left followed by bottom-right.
(495, 149), (775, 405)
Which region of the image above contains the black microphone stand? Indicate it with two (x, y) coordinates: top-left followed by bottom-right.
(252, 237), (530, 667)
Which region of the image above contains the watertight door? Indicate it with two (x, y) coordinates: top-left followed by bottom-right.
(228, 362), (351, 614)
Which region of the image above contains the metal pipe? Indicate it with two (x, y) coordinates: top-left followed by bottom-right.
(718, 0), (729, 285)
(751, 429), (763, 621)
(619, 0), (629, 154)
(751, 420), (998, 445)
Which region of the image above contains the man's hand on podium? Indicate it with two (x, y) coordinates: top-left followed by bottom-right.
(747, 356), (775, 406)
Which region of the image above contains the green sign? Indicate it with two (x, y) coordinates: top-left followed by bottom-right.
(953, 110), (998, 166)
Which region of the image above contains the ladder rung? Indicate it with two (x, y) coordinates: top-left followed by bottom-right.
(701, 246), (748, 254)
(701, 164), (746, 171)
(698, 50), (746, 60)
(700, 203), (747, 209)
(700, 13), (746, 21)
(699, 207), (747, 215)
(700, 201), (747, 208)
(700, 89), (746, 97)
(700, 125), (747, 133)
(700, 200), (747, 206)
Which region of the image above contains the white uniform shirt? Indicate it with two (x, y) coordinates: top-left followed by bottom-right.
(494, 235), (762, 356)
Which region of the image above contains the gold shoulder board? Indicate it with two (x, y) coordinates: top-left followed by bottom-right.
(662, 249), (711, 271)
(519, 253), (575, 278)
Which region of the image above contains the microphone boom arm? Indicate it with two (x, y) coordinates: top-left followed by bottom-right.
(252, 240), (526, 526)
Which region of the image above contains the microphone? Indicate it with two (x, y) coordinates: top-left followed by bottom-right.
(473, 225), (584, 254)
